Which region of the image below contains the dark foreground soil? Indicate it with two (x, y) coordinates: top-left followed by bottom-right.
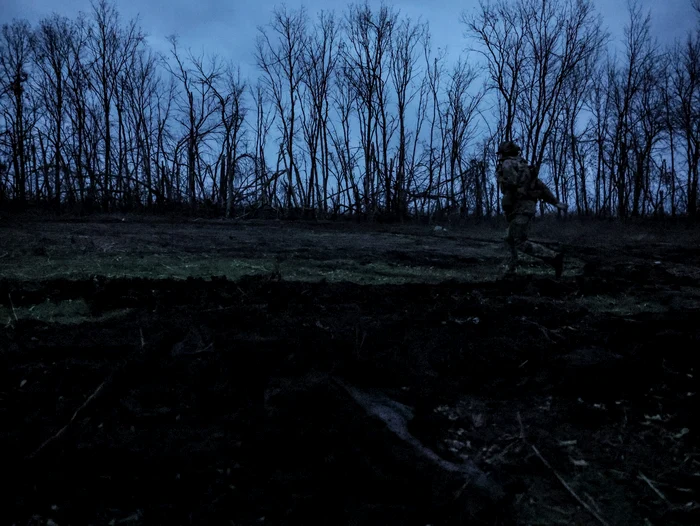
(1, 217), (699, 525)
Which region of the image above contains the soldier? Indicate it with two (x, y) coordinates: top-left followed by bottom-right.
(496, 141), (568, 277)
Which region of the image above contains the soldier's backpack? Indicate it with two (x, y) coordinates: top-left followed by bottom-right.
(497, 158), (533, 195)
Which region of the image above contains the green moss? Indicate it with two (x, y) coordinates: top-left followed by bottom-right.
(0, 298), (134, 325)
(0, 255), (278, 281)
(278, 258), (477, 284)
(576, 295), (667, 316)
(0, 254), (497, 284)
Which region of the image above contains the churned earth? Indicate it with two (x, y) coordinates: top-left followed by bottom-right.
(1, 214), (699, 525)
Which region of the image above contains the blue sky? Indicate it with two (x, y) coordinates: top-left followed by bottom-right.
(3, 0), (698, 80)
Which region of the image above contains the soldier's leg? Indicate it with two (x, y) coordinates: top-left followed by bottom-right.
(510, 212), (555, 259)
(505, 212), (526, 271)
(523, 241), (564, 277)
(506, 200), (564, 277)
(519, 238), (558, 262)
(513, 221), (564, 276)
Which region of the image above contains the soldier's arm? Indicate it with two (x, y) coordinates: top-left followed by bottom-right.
(533, 179), (568, 211)
(533, 179), (559, 206)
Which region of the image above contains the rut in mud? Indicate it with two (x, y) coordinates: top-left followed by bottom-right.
(1, 265), (699, 525)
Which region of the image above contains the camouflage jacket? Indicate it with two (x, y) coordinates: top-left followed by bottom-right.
(498, 158), (558, 207)
(496, 156), (532, 195)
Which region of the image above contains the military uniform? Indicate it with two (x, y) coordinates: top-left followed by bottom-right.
(496, 142), (566, 277)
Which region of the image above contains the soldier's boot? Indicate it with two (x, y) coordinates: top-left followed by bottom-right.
(502, 239), (518, 276)
(520, 239), (562, 277)
(501, 260), (517, 276)
(552, 252), (564, 278)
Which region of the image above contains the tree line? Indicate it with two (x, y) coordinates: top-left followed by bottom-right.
(1, 0), (699, 219)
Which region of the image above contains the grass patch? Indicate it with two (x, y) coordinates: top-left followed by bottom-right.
(279, 258), (485, 284)
(0, 255), (279, 281)
(0, 298), (134, 325)
(576, 294), (667, 316)
(0, 254), (504, 284)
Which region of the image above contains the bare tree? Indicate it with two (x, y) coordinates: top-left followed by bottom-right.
(463, 0), (527, 143)
(250, 80), (276, 208)
(165, 35), (221, 207)
(670, 28), (700, 217)
(390, 15), (425, 218)
(32, 15), (74, 208)
(659, 57), (679, 216)
(444, 58), (483, 213)
(0, 19), (33, 202)
(62, 13), (91, 206)
(631, 57), (665, 216)
(584, 64), (612, 215)
(342, 2), (397, 217)
(605, 1), (658, 217)
(518, 0), (604, 168)
(256, 5), (307, 210)
(563, 58), (598, 215)
(404, 42), (431, 215)
(86, 0), (144, 209)
(210, 64), (247, 217)
(300, 10), (338, 215)
(121, 47), (161, 208)
(328, 70), (360, 216)
(6, 0), (699, 222)
(419, 41), (448, 217)
(464, 0), (606, 216)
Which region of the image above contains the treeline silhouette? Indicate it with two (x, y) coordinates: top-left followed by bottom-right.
(1, 0), (699, 219)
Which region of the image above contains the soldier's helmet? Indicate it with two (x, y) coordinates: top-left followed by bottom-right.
(497, 141), (521, 157)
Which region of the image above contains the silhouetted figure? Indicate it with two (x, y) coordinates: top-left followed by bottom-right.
(496, 141), (568, 277)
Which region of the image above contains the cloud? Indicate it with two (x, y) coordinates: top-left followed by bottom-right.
(2, 0), (697, 77)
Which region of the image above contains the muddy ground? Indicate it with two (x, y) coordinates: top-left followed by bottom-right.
(1, 215), (699, 525)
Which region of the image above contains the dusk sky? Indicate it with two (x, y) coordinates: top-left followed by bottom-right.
(2, 0), (698, 80)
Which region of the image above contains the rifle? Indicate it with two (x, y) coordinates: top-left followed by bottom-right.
(526, 165), (561, 206)
(528, 164), (539, 181)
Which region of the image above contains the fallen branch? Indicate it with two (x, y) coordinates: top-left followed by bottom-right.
(28, 381), (107, 460)
(26, 326), (171, 461)
(520, 317), (563, 342)
(333, 377), (507, 517)
(638, 471), (671, 505)
(8, 293), (18, 321)
(531, 445), (611, 526)
(517, 411), (525, 439)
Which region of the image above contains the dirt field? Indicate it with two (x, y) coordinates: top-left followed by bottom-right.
(1, 215), (699, 525)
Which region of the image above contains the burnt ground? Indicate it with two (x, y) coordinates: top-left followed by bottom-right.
(1, 215), (699, 525)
